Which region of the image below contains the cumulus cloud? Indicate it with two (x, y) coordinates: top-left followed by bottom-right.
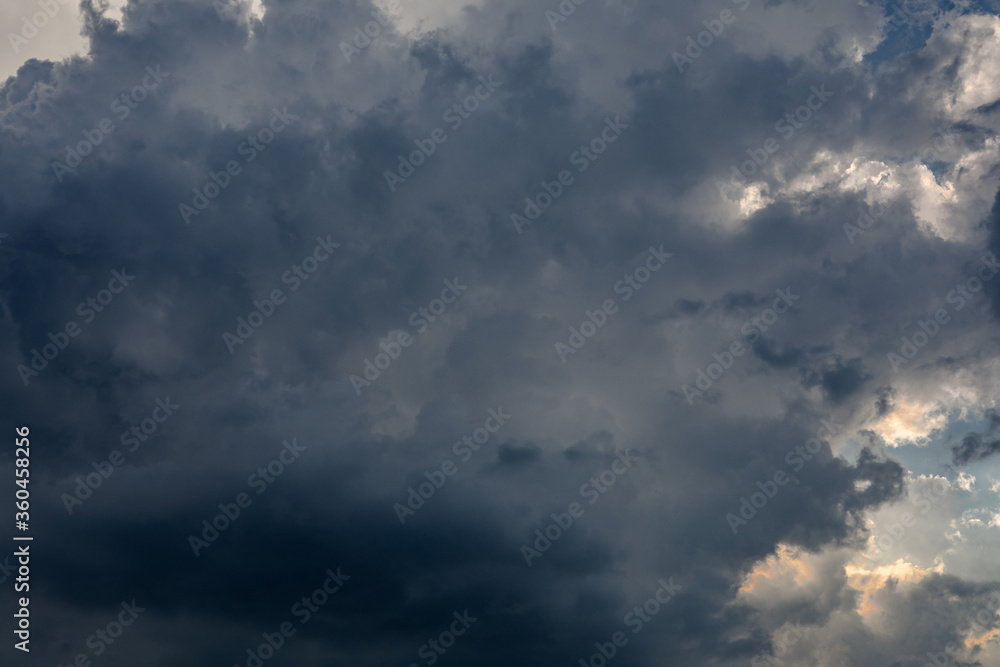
(1, 0), (1000, 664)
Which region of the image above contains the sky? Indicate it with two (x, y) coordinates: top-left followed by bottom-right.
(2, 0), (1000, 665)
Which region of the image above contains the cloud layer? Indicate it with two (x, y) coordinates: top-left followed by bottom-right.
(2, 0), (1000, 665)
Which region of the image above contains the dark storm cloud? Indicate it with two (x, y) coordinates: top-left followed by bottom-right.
(985, 187), (1000, 316)
(753, 338), (807, 369)
(803, 356), (870, 404)
(493, 441), (542, 467)
(874, 385), (896, 417)
(1, 0), (999, 665)
(675, 297), (705, 315)
(951, 410), (1000, 465)
(952, 431), (1000, 465)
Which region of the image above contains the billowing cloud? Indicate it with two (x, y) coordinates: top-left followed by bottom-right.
(1, 0), (1000, 665)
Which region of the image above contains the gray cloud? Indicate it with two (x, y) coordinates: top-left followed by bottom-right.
(1, 0), (1000, 665)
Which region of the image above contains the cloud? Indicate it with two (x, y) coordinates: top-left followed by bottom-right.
(1, 0), (1000, 665)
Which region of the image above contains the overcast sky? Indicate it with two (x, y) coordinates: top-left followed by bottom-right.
(3, 0), (1000, 665)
